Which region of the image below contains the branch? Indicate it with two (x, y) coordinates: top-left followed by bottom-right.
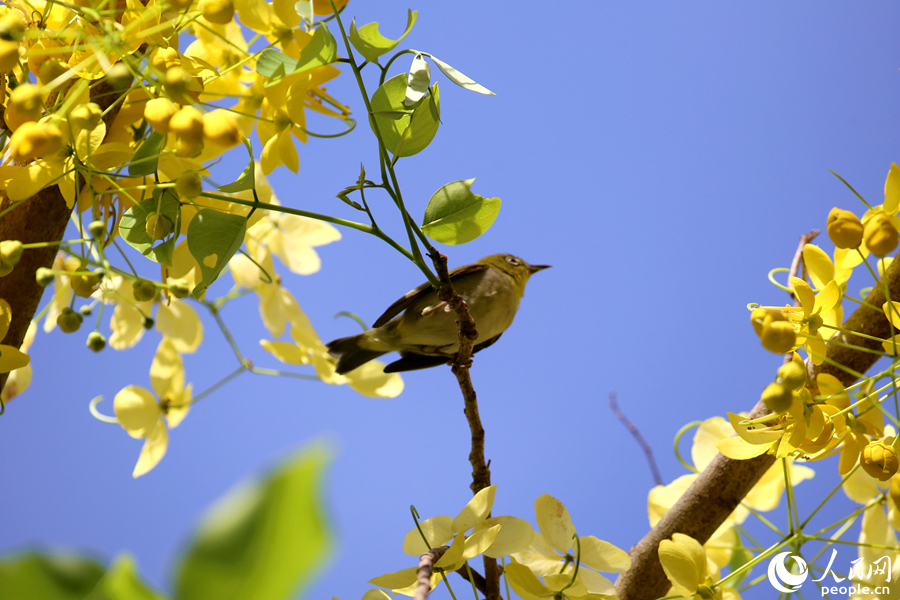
(609, 391), (663, 487)
(428, 251), (501, 600)
(455, 564), (487, 596)
(0, 76), (131, 397)
(414, 546), (448, 600)
(615, 235), (900, 599)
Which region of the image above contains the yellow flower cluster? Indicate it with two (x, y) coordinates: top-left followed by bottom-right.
(354, 488), (629, 600)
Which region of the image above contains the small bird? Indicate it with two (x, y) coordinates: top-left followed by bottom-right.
(326, 254), (550, 374)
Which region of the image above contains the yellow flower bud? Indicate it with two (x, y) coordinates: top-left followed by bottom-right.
(105, 62), (133, 91)
(0, 10), (25, 42)
(70, 272), (101, 298)
(0, 240), (23, 268)
(861, 440), (899, 481)
(144, 97), (179, 134)
(827, 208), (864, 249)
(0, 38), (20, 73)
(750, 307), (769, 336)
(163, 67), (203, 105)
(175, 137), (204, 157)
(70, 103), (103, 131)
(150, 47), (181, 72)
(199, 0), (234, 24)
(864, 214), (899, 257)
(57, 307), (83, 333)
(38, 58), (69, 85)
(132, 279), (158, 302)
(777, 360), (807, 391)
(168, 279), (191, 299)
(9, 121), (63, 162)
(10, 84), (41, 115)
(35, 267), (54, 287)
(175, 171), (202, 198)
(86, 331), (106, 352)
(146, 212), (174, 240)
(169, 106), (204, 144)
(203, 110), (242, 148)
(762, 382), (794, 413)
(88, 220), (107, 242)
(760, 315), (796, 354)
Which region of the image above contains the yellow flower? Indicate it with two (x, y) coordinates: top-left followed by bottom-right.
(0, 299), (30, 374)
(98, 275), (203, 352)
(511, 494), (630, 597)
(372, 486), (533, 596)
(658, 533), (742, 600)
(788, 276), (841, 365)
(114, 338), (192, 477)
(1, 319), (35, 402)
(258, 286), (404, 398)
(245, 201), (341, 276)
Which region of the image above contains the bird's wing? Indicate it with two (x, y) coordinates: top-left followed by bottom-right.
(372, 262), (491, 328)
(382, 333), (504, 373)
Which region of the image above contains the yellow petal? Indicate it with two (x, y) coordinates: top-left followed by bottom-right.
(0, 298), (10, 340)
(716, 435), (772, 460)
(789, 277), (814, 316)
(150, 337), (185, 398)
(402, 515), (453, 555)
(345, 361), (404, 398)
(434, 532), (467, 570)
(133, 420), (169, 477)
(114, 385), (160, 438)
(658, 533), (706, 596)
(260, 339), (311, 365)
(505, 559), (553, 600)
(535, 493), (576, 554)
(460, 523), (500, 561)
(0, 344), (30, 372)
(813, 280), (841, 313)
(367, 567), (418, 590)
(691, 417), (734, 471)
(166, 383), (192, 429)
(885, 162), (900, 215)
(480, 516), (534, 558)
(156, 301), (203, 353)
(647, 475), (696, 527)
(452, 485), (496, 533)
(109, 303), (147, 350)
(803, 244), (834, 290)
(579, 535), (632, 573)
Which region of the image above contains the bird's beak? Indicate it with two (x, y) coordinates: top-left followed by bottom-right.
(528, 264), (551, 273)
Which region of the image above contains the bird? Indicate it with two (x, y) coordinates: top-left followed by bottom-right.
(326, 253), (550, 374)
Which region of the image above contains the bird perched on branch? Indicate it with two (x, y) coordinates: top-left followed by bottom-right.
(326, 254), (550, 374)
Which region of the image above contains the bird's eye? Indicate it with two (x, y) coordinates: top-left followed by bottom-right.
(505, 256), (520, 266)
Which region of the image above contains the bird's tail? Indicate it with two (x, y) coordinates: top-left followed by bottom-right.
(326, 334), (387, 375)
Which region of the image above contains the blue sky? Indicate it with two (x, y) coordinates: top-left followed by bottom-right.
(3, 3), (900, 600)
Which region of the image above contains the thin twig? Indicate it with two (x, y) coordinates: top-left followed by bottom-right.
(609, 391), (663, 486)
(414, 546), (449, 600)
(428, 251), (499, 600)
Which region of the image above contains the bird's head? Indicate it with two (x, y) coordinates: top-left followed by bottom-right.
(479, 254), (550, 297)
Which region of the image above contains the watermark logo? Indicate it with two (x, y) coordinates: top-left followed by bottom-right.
(768, 552), (809, 593)
(766, 549), (891, 596)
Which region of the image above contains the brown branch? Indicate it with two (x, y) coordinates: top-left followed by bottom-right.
(609, 391), (663, 487)
(455, 564), (487, 596)
(0, 76), (132, 398)
(428, 251), (500, 600)
(615, 235), (900, 600)
(414, 546), (449, 600)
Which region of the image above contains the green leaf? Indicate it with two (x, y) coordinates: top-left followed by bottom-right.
(349, 9), (417, 64)
(129, 131), (165, 178)
(256, 49), (298, 79)
(425, 54), (495, 96)
(85, 554), (169, 600)
(421, 179), (501, 245)
(118, 189), (181, 266)
(370, 74), (440, 157)
(174, 444), (332, 600)
(259, 25), (337, 88)
(187, 208), (247, 299)
(0, 553), (105, 600)
(218, 156), (256, 193)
